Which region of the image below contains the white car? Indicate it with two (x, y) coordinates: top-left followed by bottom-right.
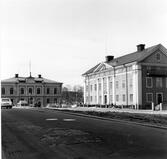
(46, 103), (60, 108)
(1, 98), (13, 109)
(17, 100), (28, 107)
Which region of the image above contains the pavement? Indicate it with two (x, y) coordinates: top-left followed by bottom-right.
(46, 106), (167, 114)
(13, 105), (167, 114)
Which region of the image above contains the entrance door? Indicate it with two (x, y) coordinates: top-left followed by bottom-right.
(104, 95), (107, 104)
(29, 97), (34, 105)
(156, 93), (163, 104)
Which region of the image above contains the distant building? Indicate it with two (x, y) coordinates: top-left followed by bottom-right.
(1, 74), (63, 107)
(82, 44), (167, 109)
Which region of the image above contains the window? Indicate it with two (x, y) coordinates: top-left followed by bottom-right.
(86, 85), (88, 92)
(21, 88), (25, 94)
(116, 81), (119, 89)
(37, 88), (41, 94)
(122, 80), (125, 89)
(156, 77), (162, 88)
(99, 96), (102, 104)
(95, 96), (97, 102)
(146, 77), (153, 88)
(10, 88), (14, 95)
(47, 88), (50, 94)
(99, 83), (101, 91)
(54, 98), (57, 103)
(90, 96), (93, 102)
(90, 85), (93, 92)
(94, 84), (97, 91)
(122, 94), (126, 102)
(156, 53), (161, 61)
(54, 88), (57, 94)
(28, 88), (32, 94)
(110, 82), (112, 90)
(130, 94), (133, 102)
(116, 95), (119, 102)
(47, 98), (50, 104)
(86, 96), (89, 103)
(2, 87), (5, 95)
(146, 93), (153, 102)
(129, 79), (133, 88)
(110, 95), (113, 103)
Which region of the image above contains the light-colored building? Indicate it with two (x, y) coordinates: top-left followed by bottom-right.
(82, 44), (167, 109)
(1, 74), (63, 107)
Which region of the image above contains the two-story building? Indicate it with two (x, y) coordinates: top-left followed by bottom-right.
(82, 44), (167, 109)
(1, 74), (63, 107)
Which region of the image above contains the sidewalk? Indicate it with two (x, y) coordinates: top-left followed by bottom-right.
(47, 106), (167, 115)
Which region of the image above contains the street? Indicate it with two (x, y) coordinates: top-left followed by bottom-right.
(2, 108), (167, 159)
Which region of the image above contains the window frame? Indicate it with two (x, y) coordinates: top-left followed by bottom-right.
(122, 94), (126, 102)
(46, 88), (50, 94)
(1, 87), (5, 95)
(21, 88), (25, 95)
(54, 88), (57, 94)
(156, 77), (162, 88)
(146, 93), (153, 103)
(116, 95), (119, 102)
(146, 77), (153, 88)
(37, 88), (41, 95)
(130, 94), (133, 102)
(156, 53), (161, 61)
(10, 87), (14, 95)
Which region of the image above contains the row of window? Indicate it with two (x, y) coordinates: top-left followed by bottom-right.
(1, 87), (58, 95)
(146, 77), (167, 88)
(146, 93), (163, 103)
(87, 79), (133, 92)
(87, 94), (133, 103)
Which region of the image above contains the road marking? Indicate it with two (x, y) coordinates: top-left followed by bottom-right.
(63, 119), (76, 121)
(46, 118), (58, 121)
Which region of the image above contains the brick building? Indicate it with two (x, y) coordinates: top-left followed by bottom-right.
(82, 44), (167, 109)
(1, 74), (63, 107)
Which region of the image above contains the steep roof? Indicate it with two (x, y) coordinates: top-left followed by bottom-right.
(83, 44), (167, 76)
(1, 76), (62, 84)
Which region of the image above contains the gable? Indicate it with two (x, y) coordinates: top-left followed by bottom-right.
(93, 63), (112, 73)
(142, 50), (167, 64)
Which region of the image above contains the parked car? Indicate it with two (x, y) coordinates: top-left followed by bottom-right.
(17, 100), (28, 107)
(1, 98), (13, 109)
(46, 103), (60, 108)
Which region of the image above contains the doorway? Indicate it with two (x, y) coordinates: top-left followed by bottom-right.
(156, 93), (163, 104)
(104, 95), (107, 104)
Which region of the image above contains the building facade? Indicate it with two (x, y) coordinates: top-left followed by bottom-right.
(1, 74), (63, 107)
(82, 44), (167, 109)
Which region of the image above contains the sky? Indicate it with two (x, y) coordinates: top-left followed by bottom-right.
(1, 0), (167, 86)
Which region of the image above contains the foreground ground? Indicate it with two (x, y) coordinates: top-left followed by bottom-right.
(50, 107), (167, 128)
(2, 108), (167, 159)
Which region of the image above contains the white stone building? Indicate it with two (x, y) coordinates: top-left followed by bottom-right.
(82, 44), (167, 109)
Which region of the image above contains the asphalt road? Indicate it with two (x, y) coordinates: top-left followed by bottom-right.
(2, 108), (167, 159)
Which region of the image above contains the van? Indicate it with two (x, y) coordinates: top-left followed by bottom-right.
(1, 98), (13, 109)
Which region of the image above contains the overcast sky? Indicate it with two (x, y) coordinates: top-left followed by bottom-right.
(1, 0), (167, 86)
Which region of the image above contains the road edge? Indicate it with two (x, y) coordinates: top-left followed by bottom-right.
(45, 108), (167, 130)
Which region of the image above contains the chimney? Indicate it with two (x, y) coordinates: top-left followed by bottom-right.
(105, 55), (114, 62)
(15, 74), (19, 78)
(38, 74), (42, 78)
(137, 44), (145, 52)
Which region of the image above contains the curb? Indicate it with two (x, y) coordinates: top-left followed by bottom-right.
(45, 108), (167, 130)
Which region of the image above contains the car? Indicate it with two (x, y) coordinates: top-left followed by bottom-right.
(17, 100), (28, 107)
(46, 103), (60, 108)
(1, 98), (13, 109)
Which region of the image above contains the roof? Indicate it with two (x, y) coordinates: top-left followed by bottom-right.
(1, 76), (63, 84)
(83, 44), (167, 76)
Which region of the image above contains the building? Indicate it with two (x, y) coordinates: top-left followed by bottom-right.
(1, 74), (63, 107)
(82, 44), (167, 109)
